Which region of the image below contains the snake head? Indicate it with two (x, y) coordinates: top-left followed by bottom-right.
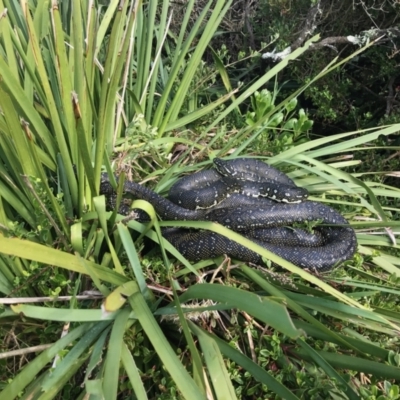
(213, 158), (234, 177)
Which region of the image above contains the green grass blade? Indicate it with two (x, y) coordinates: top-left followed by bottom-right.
(94, 0), (134, 189)
(206, 35), (319, 139)
(95, 0), (120, 58)
(128, 285), (205, 400)
(71, 0), (85, 135)
(136, 0), (156, 109)
(288, 291), (398, 327)
(152, 0), (214, 129)
(117, 223), (155, 303)
(23, 2), (77, 204)
(171, 283), (206, 393)
(93, 196), (125, 275)
(196, 327), (238, 399)
(118, 217), (201, 276)
(36, 359), (85, 400)
(41, 322), (110, 392)
(159, 0), (232, 134)
(240, 265), (364, 353)
(210, 46), (235, 100)
(84, 326), (112, 383)
(0, 233), (127, 285)
(273, 124), (400, 161)
(51, 1), (77, 163)
(180, 283), (300, 339)
(145, 0), (170, 122)
(160, 221), (363, 308)
(293, 319), (390, 360)
(190, 323), (301, 400)
(102, 281), (139, 314)
(294, 347), (400, 380)
(0, 87), (36, 177)
(103, 309), (131, 399)
(0, 0), (19, 80)
(0, 56), (57, 159)
(121, 342), (148, 400)
(7, 305), (119, 322)
(165, 90), (238, 131)
(94, 0), (128, 183)
(297, 338), (360, 400)
(0, 323), (93, 400)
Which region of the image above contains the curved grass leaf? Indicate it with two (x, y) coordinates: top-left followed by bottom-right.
(36, 359), (85, 400)
(8, 304), (119, 322)
(180, 283), (300, 339)
(152, 0), (215, 130)
(296, 338), (359, 400)
(160, 221), (365, 308)
(189, 322), (301, 400)
(40, 322), (110, 393)
(128, 287), (205, 400)
(84, 326), (112, 384)
(0, 0), (399, 398)
(240, 265), (364, 353)
(171, 283), (206, 394)
(0, 323), (97, 400)
(121, 343), (148, 400)
(103, 309), (131, 399)
(93, 195), (125, 275)
(0, 233), (127, 285)
(102, 281), (141, 314)
(196, 327), (238, 400)
(293, 319), (390, 360)
(117, 224), (155, 302)
(294, 348), (400, 380)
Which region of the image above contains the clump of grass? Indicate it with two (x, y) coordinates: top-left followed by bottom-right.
(0, 1), (399, 399)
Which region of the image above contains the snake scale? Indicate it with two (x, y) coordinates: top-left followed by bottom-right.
(100, 158), (357, 271)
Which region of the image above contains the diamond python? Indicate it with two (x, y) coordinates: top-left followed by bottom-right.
(100, 158), (357, 271)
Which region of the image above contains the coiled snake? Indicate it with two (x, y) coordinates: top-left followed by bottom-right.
(100, 158), (357, 271)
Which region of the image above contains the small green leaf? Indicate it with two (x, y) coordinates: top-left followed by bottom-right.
(285, 97), (297, 112)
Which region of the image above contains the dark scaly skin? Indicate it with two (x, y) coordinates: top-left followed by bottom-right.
(100, 159), (357, 270)
(168, 170), (228, 210)
(213, 158), (296, 184)
(214, 158), (309, 202)
(161, 226), (356, 271)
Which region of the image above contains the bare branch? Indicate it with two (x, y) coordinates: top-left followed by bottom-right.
(291, 0), (323, 51)
(386, 75), (397, 116)
(262, 0), (400, 62)
(0, 344), (54, 359)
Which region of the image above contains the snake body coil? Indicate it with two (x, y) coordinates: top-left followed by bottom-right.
(100, 158), (357, 271)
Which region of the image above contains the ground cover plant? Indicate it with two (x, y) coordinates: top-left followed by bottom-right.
(0, 0), (400, 399)
(197, 0), (400, 134)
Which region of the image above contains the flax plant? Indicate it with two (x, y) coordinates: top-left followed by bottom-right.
(0, 1), (399, 399)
